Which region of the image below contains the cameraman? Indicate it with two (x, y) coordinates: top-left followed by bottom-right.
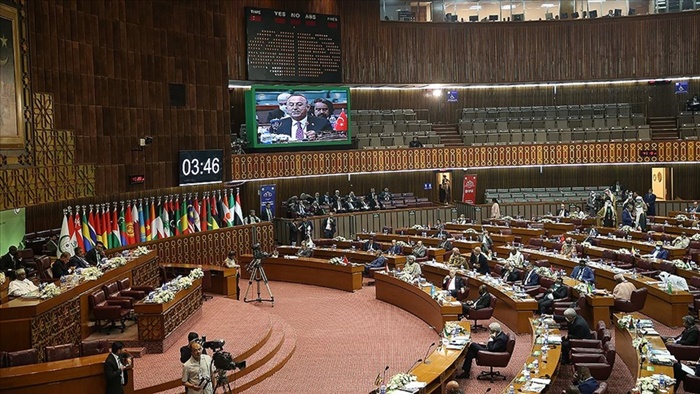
(182, 342), (215, 394)
(180, 332), (207, 363)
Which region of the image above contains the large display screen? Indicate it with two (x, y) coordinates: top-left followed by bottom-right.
(245, 85), (351, 150)
(245, 7), (341, 83)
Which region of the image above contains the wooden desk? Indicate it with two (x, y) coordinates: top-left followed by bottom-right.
(333, 240), (446, 262)
(239, 255), (363, 292)
(650, 215), (697, 228)
(277, 246), (406, 271)
(160, 263), (238, 299)
(0, 251), (159, 356)
(482, 225), (545, 246)
(420, 264), (538, 334)
(134, 278), (203, 352)
(502, 318), (562, 394)
(409, 321), (471, 394)
(497, 246), (694, 327)
(0, 353), (134, 394)
(581, 236), (686, 259)
(561, 277), (615, 327)
(614, 312), (676, 393)
(374, 272), (461, 331)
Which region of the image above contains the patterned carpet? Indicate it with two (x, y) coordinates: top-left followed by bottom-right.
(132, 280), (694, 393)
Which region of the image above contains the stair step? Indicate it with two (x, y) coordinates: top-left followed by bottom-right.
(125, 347), (147, 358)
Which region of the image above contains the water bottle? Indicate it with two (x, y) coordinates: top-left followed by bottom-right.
(508, 385), (515, 394)
(430, 284), (435, 296)
(533, 359), (540, 376)
(379, 384), (386, 394)
(523, 363), (530, 381)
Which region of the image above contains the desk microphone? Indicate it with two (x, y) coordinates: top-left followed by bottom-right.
(423, 342), (436, 364)
(406, 358), (423, 374)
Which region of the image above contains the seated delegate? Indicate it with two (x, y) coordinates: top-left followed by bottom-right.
(456, 322), (508, 379)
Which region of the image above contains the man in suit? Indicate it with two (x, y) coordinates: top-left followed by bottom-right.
(275, 94), (332, 141)
(461, 285), (492, 317)
(480, 230), (493, 254)
(499, 262), (520, 282)
(85, 241), (105, 265)
(52, 252), (72, 278)
(537, 277), (568, 314)
(621, 204), (634, 227)
(443, 268), (467, 298)
(666, 316), (699, 346)
(456, 322), (508, 379)
(673, 356), (700, 391)
(470, 247), (490, 275)
(70, 247), (91, 269)
(571, 260), (595, 283)
(322, 212), (336, 239)
(412, 241), (427, 258)
(385, 239), (402, 255)
(520, 262), (540, 287)
(288, 219), (300, 245)
(644, 188), (657, 216)
(299, 216), (314, 240)
(556, 308), (592, 364)
(261, 203), (274, 221)
(437, 234), (452, 251)
(363, 237), (381, 252)
(570, 366), (600, 394)
(646, 240), (670, 260)
(557, 203), (570, 218)
(363, 250), (387, 277)
(0, 246), (23, 276)
(104, 341), (131, 394)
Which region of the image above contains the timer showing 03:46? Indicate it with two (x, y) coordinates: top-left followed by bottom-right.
(179, 150), (224, 186)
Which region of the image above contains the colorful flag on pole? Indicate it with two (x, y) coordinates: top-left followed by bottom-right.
(125, 202), (136, 245)
(118, 203), (127, 247)
(234, 188), (244, 225)
(92, 205), (102, 245)
(82, 207), (94, 251)
(73, 209), (84, 251)
(222, 191), (232, 227)
(111, 204), (122, 248)
(101, 205), (109, 246)
(200, 196), (208, 232)
(145, 200), (153, 241)
(159, 198), (169, 238)
(131, 202), (140, 244)
(59, 210), (74, 257)
(182, 196), (191, 235)
(335, 108), (348, 132)
(174, 198), (182, 236)
(138, 201), (146, 243)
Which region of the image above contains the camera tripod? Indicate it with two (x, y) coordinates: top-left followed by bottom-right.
(213, 368), (234, 394)
(244, 260), (275, 306)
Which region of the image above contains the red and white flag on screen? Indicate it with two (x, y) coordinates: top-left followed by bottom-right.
(334, 109), (348, 132)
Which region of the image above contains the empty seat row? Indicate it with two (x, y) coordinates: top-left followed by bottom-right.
(463, 127), (649, 145)
(459, 116), (645, 132)
(677, 112), (700, 127)
(357, 135), (441, 148)
(679, 124), (700, 139)
(462, 103), (632, 121)
(355, 123), (432, 134)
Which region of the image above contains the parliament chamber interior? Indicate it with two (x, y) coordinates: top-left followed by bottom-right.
(1, 1), (700, 393)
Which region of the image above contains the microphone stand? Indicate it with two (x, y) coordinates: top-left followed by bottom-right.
(423, 342), (436, 364)
(405, 359), (423, 374)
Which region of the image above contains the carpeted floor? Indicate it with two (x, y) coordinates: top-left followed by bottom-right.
(134, 280), (694, 393)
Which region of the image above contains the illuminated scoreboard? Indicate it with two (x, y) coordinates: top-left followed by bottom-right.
(245, 7), (342, 83)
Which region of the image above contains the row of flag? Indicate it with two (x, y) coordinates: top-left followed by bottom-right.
(58, 189), (245, 256)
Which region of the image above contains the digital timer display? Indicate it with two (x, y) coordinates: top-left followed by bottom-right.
(179, 150), (224, 185)
(639, 149), (659, 159)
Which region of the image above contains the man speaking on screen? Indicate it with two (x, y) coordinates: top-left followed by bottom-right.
(276, 93), (332, 141)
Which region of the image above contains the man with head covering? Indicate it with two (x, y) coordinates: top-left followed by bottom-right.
(634, 199), (647, 231)
(456, 322), (507, 379)
(659, 271), (689, 291)
(8, 268), (38, 297)
(447, 248), (468, 270)
(612, 274), (636, 301)
(560, 237), (577, 259)
(673, 232), (690, 249)
(506, 246), (524, 266)
(400, 255), (422, 281)
(597, 198), (616, 227)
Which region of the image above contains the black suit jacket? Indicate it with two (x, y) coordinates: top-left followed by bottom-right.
(86, 249), (103, 265)
(0, 253), (21, 271)
(486, 331), (509, 352)
(276, 116), (332, 137)
(322, 217), (336, 233)
(474, 292), (493, 310)
(69, 255), (91, 269)
(522, 270), (540, 287)
(551, 284), (569, 300)
(363, 241), (381, 252)
(442, 275), (466, 293)
(678, 326), (700, 346)
(502, 270), (519, 282)
(261, 208), (274, 221)
(104, 353), (128, 394)
(471, 253), (490, 275)
(567, 315), (592, 340)
(51, 261), (71, 278)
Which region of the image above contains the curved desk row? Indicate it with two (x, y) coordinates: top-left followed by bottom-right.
(374, 272), (461, 331)
(0, 251), (159, 355)
(240, 254), (363, 292)
(568, 233), (686, 259)
(503, 318), (562, 394)
(420, 263), (538, 334)
(614, 312), (676, 393)
(276, 246), (406, 271)
(498, 246), (694, 327)
(330, 238), (445, 262)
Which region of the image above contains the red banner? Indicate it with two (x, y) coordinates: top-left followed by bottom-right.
(462, 175), (477, 204)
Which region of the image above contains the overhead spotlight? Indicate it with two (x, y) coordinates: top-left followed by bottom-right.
(432, 89), (443, 98)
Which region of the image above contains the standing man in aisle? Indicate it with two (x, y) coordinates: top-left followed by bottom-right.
(104, 341), (132, 394)
(322, 212), (336, 239)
